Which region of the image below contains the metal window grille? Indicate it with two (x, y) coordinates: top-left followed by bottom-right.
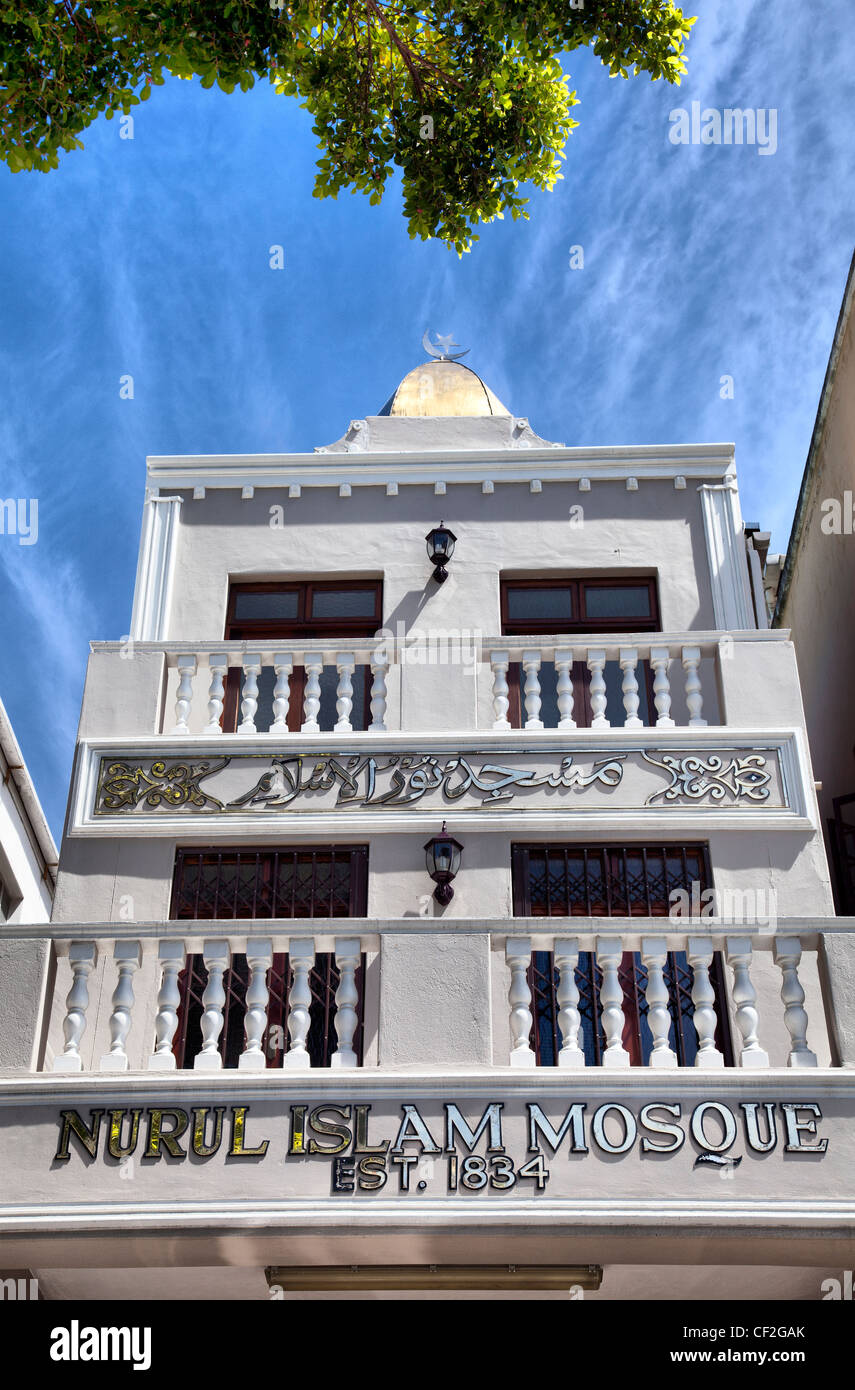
(512, 843), (733, 1067)
(170, 847), (367, 1069)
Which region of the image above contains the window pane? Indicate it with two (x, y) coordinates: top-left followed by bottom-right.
(505, 586), (574, 624)
(233, 590), (300, 622)
(584, 585), (651, 620)
(310, 588), (378, 619)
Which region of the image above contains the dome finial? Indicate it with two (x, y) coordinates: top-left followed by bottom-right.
(422, 329), (470, 362)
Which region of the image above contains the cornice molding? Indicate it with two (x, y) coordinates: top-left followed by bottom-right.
(144, 443), (736, 494)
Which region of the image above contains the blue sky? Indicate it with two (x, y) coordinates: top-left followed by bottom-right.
(1, 0), (853, 838)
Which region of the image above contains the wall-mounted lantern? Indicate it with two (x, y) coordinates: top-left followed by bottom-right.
(423, 821), (463, 904)
(425, 521), (457, 584)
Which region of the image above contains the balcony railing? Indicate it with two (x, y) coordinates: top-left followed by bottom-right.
(487, 636), (714, 730)
(505, 928), (818, 1070)
(92, 630), (795, 735)
(29, 918), (850, 1075)
(50, 932), (369, 1074)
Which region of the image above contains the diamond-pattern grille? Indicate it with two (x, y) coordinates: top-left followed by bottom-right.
(514, 843), (733, 1067)
(170, 847), (367, 1069)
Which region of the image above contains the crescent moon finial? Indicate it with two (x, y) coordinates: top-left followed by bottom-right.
(422, 330), (470, 362)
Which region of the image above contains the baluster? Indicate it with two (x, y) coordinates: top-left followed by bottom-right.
(53, 942), (98, 1072)
(194, 941), (229, 1070)
(369, 652), (388, 733)
(619, 647), (642, 729)
(239, 938), (273, 1071)
(650, 645), (675, 728)
(521, 650), (543, 730)
(587, 649), (610, 728)
(301, 654), (323, 733)
(681, 645), (707, 727)
(687, 938), (724, 1069)
(334, 653), (355, 733)
(726, 937), (770, 1067)
(148, 941), (186, 1070)
(596, 938), (630, 1068)
(554, 649), (576, 730)
(490, 650), (511, 730)
(331, 938), (361, 1069)
(237, 654), (262, 734)
(99, 941), (142, 1072)
(506, 939), (535, 1067)
(284, 939), (315, 1069)
(641, 938), (677, 1068)
(773, 938), (817, 1067)
(554, 938), (585, 1067)
(202, 655), (228, 735)
(271, 653), (293, 734)
(171, 656), (196, 734)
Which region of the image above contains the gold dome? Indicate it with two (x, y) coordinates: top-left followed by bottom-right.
(380, 360), (510, 418)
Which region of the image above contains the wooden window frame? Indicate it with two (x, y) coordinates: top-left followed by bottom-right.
(223, 579), (383, 733)
(170, 845), (368, 1069)
(500, 575), (660, 635)
(501, 576), (659, 728)
(511, 841), (733, 1067)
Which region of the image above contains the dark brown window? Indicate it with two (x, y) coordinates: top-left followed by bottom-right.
(171, 846), (368, 1069)
(223, 580), (383, 733)
(501, 577), (659, 728)
(512, 843), (733, 1067)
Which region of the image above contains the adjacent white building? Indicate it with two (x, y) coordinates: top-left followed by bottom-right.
(0, 350), (853, 1301)
(0, 695), (57, 1073)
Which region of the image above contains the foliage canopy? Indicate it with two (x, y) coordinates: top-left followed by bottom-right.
(0, 2), (693, 251)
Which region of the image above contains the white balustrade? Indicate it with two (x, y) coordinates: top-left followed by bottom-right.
(521, 650), (543, 730)
(554, 938), (585, 1067)
(301, 655), (323, 733)
(369, 652), (388, 732)
(171, 656), (196, 734)
(726, 937), (770, 1068)
(554, 649), (576, 729)
(490, 650), (511, 730)
(157, 632), (730, 735)
(237, 654), (262, 735)
(148, 940), (186, 1071)
(596, 937), (630, 1068)
(506, 939), (535, 1067)
(271, 654), (293, 733)
(619, 647), (642, 729)
(587, 649), (610, 728)
(650, 645), (675, 728)
(284, 939), (315, 1069)
(194, 940), (229, 1070)
(681, 645), (707, 728)
(687, 938), (724, 1069)
(99, 941), (142, 1072)
(239, 938), (273, 1071)
(30, 922), (849, 1076)
(331, 938), (361, 1069)
(641, 938), (677, 1068)
(334, 653), (356, 733)
(202, 655), (228, 735)
(53, 942), (98, 1072)
(773, 938), (817, 1068)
